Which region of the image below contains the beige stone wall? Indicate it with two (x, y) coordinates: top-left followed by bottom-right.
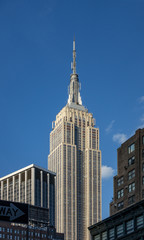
(48, 106), (101, 240)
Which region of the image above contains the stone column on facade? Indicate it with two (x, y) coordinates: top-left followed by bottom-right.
(1, 181), (3, 200)
(19, 173), (21, 202)
(31, 167), (35, 205)
(40, 171), (43, 207)
(13, 176), (15, 201)
(25, 171), (27, 203)
(7, 179), (9, 201)
(47, 173), (50, 209)
(54, 175), (56, 228)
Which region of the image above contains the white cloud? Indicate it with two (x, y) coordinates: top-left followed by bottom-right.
(140, 114), (144, 122)
(139, 96), (144, 103)
(137, 114), (144, 129)
(105, 120), (115, 133)
(102, 165), (115, 179)
(138, 124), (144, 129)
(113, 133), (127, 144)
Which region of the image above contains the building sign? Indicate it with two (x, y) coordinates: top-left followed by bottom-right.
(0, 200), (28, 224)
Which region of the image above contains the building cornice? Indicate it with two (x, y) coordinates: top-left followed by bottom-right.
(0, 164), (56, 181)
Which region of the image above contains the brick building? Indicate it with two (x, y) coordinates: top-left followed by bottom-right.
(0, 221), (64, 240)
(110, 128), (144, 215)
(0, 200), (64, 239)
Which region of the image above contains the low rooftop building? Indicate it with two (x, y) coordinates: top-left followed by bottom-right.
(89, 199), (144, 240)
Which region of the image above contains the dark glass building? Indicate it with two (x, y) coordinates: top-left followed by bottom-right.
(0, 202), (64, 240)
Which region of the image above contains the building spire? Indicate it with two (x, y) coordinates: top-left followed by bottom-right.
(72, 38), (76, 74)
(67, 39), (83, 107)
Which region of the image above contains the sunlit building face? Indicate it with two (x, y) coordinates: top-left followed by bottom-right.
(48, 40), (101, 240)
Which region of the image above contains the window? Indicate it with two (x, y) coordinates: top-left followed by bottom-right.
(94, 234), (100, 240)
(142, 176), (144, 185)
(128, 156), (135, 166)
(136, 215), (144, 229)
(117, 189), (124, 199)
(128, 195), (135, 205)
(126, 219), (134, 234)
(116, 224), (124, 238)
(117, 201), (124, 210)
(142, 149), (144, 158)
(128, 143), (135, 154)
(142, 136), (144, 144)
(109, 228), (114, 240)
(102, 231), (107, 240)
(142, 163), (144, 172)
(128, 182), (135, 192)
(117, 177), (124, 187)
(128, 169), (135, 180)
(142, 190), (144, 198)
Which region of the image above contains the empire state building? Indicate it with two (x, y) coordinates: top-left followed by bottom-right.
(48, 40), (101, 240)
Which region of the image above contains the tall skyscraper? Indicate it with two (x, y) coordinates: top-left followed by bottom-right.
(48, 40), (101, 240)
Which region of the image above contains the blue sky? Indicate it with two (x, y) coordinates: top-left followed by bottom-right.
(0, 0), (144, 219)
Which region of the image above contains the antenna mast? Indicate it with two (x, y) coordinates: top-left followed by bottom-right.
(72, 38), (76, 74)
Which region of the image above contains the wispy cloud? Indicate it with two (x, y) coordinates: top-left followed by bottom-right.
(138, 114), (144, 129)
(138, 124), (144, 129)
(105, 120), (115, 133)
(113, 133), (127, 144)
(39, 6), (53, 17)
(102, 165), (115, 179)
(138, 96), (144, 104)
(140, 114), (144, 122)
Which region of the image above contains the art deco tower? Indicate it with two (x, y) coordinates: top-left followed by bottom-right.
(48, 40), (101, 240)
